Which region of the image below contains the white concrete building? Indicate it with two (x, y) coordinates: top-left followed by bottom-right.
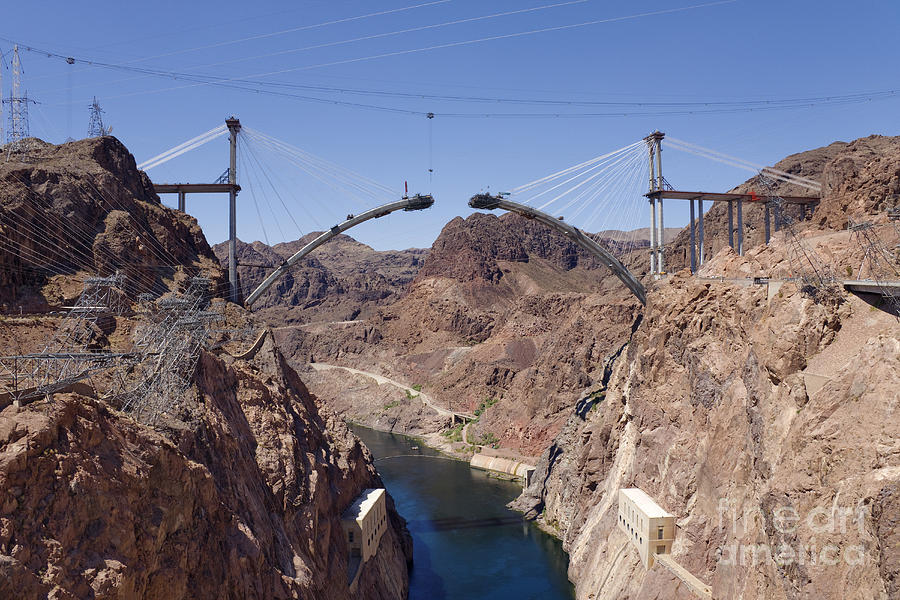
(618, 488), (675, 568)
(342, 488), (388, 589)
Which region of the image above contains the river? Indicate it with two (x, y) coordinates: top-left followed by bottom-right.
(352, 426), (575, 600)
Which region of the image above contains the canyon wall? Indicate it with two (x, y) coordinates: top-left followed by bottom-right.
(0, 137), (412, 599)
(514, 135), (900, 599)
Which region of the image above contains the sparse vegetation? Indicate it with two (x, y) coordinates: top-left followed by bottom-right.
(845, 265), (854, 277)
(411, 383), (423, 392)
(383, 400), (401, 410)
(474, 396), (498, 417)
(441, 422), (464, 443)
(405, 388), (419, 400)
(479, 432), (500, 448)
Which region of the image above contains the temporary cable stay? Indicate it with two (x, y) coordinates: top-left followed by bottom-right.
(229, 127), (435, 307)
(469, 140), (650, 304)
(137, 125), (228, 171)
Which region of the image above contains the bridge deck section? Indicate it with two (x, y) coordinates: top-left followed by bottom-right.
(646, 190), (819, 204)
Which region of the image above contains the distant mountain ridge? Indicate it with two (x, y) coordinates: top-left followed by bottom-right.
(212, 233), (426, 323)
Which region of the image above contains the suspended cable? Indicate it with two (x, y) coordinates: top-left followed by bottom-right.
(511, 141), (642, 194)
(666, 137), (822, 190)
(665, 139), (822, 192)
(11, 1), (737, 116)
(138, 125), (227, 170)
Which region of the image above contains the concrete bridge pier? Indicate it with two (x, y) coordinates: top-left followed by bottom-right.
(689, 198), (696, 273)
(697, 197), (705, 267)
(646, 131), (666, 278)
(728, 199), (734, 249)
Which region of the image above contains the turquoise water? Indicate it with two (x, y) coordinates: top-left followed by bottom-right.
(353, 426), (575, 600)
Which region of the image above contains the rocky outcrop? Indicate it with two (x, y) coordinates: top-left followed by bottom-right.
(0, 137), (224, 310)
(0, 331), (412, 600)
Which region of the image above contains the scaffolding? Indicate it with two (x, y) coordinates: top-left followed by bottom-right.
(0, 274), (135, 404)
(110, 276), (220, 424)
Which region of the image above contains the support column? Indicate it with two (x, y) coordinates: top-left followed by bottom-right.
(657, 197), (665, 275)
(737, 199), (744, 256)
(697, 197), (705, 266)
(649, 198), (657, 275)
(689, 198), (696, 273)
(774, 202), (781, 232)
(647, 140), (657, 276)
(226, 117), (241, 304)
(655, 135), (665, 275)
(727, 200), (734, 249)
(177, 190), (185, 212)
(764, 202), (771, 244)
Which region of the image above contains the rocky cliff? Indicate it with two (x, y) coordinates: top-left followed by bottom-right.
(0, 137), (413, 599)
(0, 335), (412, 600)
(0, 137), (223, 310)
(513, 135), (900, 599)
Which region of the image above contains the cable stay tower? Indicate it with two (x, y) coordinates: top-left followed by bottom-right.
(137, 119), (436, 306)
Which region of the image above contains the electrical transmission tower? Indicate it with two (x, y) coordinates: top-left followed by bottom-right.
(87, 96), (111, 137)
(3, 45), (34, 154)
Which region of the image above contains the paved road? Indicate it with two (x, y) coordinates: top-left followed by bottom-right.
(309, 362), (474, 421)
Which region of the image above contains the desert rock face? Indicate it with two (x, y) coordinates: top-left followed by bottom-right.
(516, 273), (900, 599)
(0, 137), (224, 310)
(0, 137), (413, 600)
(0, 337), (412, 600)
(512, 133), (900, 598)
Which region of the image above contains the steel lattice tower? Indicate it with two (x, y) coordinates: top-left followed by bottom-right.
(87, 96), (109, 137)
(4, 46), (31, 147)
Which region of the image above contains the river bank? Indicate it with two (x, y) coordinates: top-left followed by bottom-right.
(353, 425), (575, 599)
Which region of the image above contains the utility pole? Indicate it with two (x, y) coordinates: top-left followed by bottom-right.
(226, 117), (241, 303)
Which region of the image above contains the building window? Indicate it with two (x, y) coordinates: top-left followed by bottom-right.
(658, 527), (664, 540)
(348, 531), (354, 543)
(657, 545), (666, 554)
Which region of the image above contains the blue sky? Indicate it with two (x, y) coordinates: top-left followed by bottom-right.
(4, 0), (899, 250)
